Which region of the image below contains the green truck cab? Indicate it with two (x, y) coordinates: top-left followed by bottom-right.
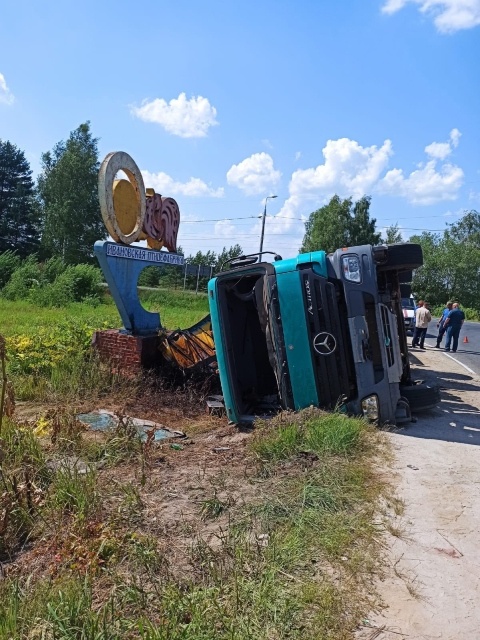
(208, 243), (439, 426)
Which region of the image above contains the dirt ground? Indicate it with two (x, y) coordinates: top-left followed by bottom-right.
(357, 348), (480, 640)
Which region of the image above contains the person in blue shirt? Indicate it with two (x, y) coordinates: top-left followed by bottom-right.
(443, 303), (465, 353)
(434, 301), (453, 348)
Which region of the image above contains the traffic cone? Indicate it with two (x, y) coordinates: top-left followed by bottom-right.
(463, 336), (469, 343)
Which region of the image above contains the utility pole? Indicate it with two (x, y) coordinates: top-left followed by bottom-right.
(259, 195), (277, 254)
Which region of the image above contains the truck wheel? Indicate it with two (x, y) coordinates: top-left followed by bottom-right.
(380, 244), (423, 271)
(400, 383), (440, 411)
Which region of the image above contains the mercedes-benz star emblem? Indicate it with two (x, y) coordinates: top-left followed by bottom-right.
(313, 332), (337, 356)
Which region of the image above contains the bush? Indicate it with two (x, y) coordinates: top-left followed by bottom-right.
(2, 255), (41, 300)
(55, 264), (102, 301)
(462, 307), (480, 321)
(0, 250), (21, 289)
(29, 263), (102, 307)
(431, 305), (479, 321)
(138, 265), (162, 287)
(42, 256), (67, 283)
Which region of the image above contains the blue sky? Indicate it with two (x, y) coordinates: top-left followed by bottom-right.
(1, 0), (479, 258)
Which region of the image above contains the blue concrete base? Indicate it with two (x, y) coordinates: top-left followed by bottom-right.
(94, 241), (184, 335)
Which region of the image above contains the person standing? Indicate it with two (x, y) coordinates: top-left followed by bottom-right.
(411, 300), (432, 350)
(435, 301), (453, 348)
(443, 302), (465, 353)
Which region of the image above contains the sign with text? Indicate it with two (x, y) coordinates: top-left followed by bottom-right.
(105, 242), (184, 266)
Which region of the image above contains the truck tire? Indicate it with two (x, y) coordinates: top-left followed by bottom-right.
(400, 383), (440, 411)
(380, 244), (423, 271)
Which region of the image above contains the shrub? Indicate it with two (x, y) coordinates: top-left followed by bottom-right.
(41, 256), (67, 283)
(0, 250), (21, 289)
(29, 263), (102, 307)
(138, 265), (162, 287)
(2, 255), (41, 300)
(55, 264), (102, 301)
(462, 307), (480, 321)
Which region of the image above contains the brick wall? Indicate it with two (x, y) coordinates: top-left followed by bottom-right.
(92, 329), (163, 374)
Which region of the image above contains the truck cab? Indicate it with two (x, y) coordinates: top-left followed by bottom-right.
(208, 243), (439, 426)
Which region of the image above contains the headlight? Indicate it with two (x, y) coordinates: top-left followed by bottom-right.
(342, 255), (361, 283)
(361, 394), (379, 421)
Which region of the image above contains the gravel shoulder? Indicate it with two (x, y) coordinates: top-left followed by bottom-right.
(358, 347), (480, 639)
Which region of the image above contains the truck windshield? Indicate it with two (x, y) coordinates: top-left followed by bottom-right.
(401, 298), (415, 309)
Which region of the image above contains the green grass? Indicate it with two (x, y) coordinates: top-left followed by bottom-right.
(138, 288), (210, 328)
(0, 290), (210, 338)
(252, 409), (366, 462)
(0, 299), (120, 337)
(0, 290), (210, 401)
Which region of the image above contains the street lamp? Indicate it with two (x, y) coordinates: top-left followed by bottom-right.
(259, 195), (277, 254)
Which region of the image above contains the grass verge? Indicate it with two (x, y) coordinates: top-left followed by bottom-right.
(0, 408), (387, 639)
(1, 293), (210, 403)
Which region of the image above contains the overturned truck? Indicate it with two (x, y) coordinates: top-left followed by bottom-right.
(208, 243), (440, 426)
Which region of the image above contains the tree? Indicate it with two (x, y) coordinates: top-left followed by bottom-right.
(0, 140), (40, 257)
(301, 195), (381, 254)
(37, 122), (105, 264)
(383, 223), (403, 244)
(447, 210), (480, 247)
(183, 245), (243, 291)
(411, 210), (480, 311)
(215, 244), (243, 271)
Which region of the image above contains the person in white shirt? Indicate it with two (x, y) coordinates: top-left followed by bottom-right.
(411, 300), (432, 350)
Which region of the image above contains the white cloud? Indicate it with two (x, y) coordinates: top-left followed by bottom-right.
(0, 73), (14, 105)
(443, 207), (464, 217)
(424, 141), (452, 160)
(379, 161), (464, 204)
(450, 127), (461, 147)
(382, 0), (409, 11)
(141, 170), (224, 198)
(289, 137), (393, 200)
(468, 189), (480, 203)
(226, 152), (281, 195)
(294, 151), (302, 161)
(131, 92), (218, 138)
(267, 131), (464, 246)
(213, 218), (266, 254)
(425, 128), (462, 159)
(381, 0), (480, 33)
(207, 131), (465, 257)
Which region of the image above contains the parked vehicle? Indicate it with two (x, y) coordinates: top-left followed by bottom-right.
(208, 243), (439, 426)
(401, 294), (416, 335)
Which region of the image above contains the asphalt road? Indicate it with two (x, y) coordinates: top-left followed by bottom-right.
(422, 319), (480, 376)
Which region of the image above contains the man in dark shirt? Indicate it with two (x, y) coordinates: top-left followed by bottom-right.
(443, 303), (465, 353)
(435, 300), (453, 348)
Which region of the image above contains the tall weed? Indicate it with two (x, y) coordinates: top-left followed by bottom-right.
(48, 464), (99, 526)
(0, 418), (51, 559)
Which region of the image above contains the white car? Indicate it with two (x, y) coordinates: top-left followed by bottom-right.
(401, 296), (416, 334)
